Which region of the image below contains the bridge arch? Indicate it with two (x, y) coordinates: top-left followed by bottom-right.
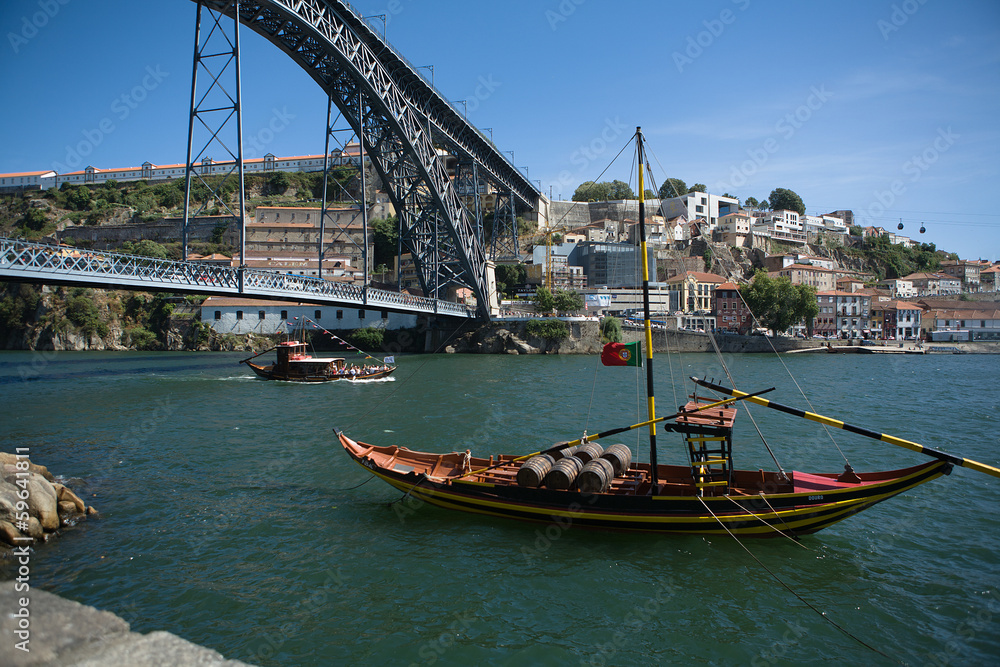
(195, 0), (525, 320)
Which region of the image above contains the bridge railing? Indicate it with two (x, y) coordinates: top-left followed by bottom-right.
(1, 238), (476, 317)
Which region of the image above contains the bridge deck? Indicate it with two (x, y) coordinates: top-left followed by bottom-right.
(0, 238), (475, 318)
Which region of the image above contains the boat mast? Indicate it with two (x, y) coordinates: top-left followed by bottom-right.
(637, 127), (659, 491)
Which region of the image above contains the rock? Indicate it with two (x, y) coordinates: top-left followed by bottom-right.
(26, 515), (45, 539)
(0, 481), (18, 523)
(0, 520), (24, 546)
(26, 472), (60, 531)
(0, 453), (56, 482)
(87, 505), (98, 516)
(59, 500), (78, 517)
(55, 483), (87, 513)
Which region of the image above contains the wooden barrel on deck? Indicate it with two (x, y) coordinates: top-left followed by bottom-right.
(544, 457), (583, 490)
(573, 443), (604, 464)
(601, 444), (632, 477)
(577, 458), (615, 494)
(550, 445), (578, 461)
(516, 454), (554, 488)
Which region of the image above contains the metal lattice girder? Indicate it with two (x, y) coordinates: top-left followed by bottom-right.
(0, 238), (474, 318)
(491, 189), (519, 262)
(196, 0), (501, 318)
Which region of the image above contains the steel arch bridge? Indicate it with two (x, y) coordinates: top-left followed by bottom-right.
(196, 0), (539, 320)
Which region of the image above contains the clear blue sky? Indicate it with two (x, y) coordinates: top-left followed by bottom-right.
(1, 0), (997, 260)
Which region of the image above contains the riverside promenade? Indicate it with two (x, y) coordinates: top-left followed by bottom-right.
(1, 582), (253, 667)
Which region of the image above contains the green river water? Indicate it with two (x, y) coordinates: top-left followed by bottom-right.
(1, 349), (998, 666)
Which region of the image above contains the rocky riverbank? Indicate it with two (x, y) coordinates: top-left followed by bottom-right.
(0, 453), (96, 552)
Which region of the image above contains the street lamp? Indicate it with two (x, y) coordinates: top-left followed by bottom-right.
(417, 64), (434, 86)
(363, 14), (386, 37)
(453, 100), (467, 117)
(482, 127), (493, 142)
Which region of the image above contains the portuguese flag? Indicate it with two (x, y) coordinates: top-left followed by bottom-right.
(601, 341), (642, 367)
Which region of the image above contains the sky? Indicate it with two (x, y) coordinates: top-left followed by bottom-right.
(1, 0), (998, 260)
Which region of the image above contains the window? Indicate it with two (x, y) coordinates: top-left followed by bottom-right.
(258, 311), (266, 320)
(214, 311), (221, 320)
(359, 309), (366, 319)
(381, 310), (389, 319)
(236, 311), (243, 320)
(280, 310), (287, 320)
(336, 310), (343, 320)
(315, 310), (322, 319)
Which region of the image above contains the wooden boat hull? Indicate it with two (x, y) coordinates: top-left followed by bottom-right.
(338, 433), (951, 537)
(244, 360), (395, 382)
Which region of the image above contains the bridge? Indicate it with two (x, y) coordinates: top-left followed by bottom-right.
(7, 0), (541, 321)
(0, 238), (474, 318)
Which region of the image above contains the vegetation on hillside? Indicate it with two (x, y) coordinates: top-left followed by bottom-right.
(525, 318), (569, 341)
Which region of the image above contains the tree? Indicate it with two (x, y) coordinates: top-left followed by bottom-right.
(607, 180), (635, 200)
(740, 270), (816, 336)
(21, 207), (48, 231)
(758, 196), (771, 211)
(768, 188), (805, 215)
(370, 216), (398, 268)
(688, 183), (707, 193)
(850, 225), (864, 236)
(644, 189), (656, 200)
(122, 239), (168, 259)
(495, 264), (526, 297)
(534, 286), (555, 313)
(552, 289), (583, 312)
(794, 283), (819, 336)
(572, 181), (611, 202)
(600, 316), (622, 343)
(525, 319), (569, 342)
(658, 178), (687, 200)
(744, 196), (759, 210)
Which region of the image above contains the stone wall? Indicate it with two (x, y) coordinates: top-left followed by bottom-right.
(58, 216), (239, 248)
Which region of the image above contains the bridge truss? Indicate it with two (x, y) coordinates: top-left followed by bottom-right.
(194, 0), (539, 320)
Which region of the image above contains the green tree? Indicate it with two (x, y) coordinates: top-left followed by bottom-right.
(122, 239), (168, 259)
(794, 283), (819, 336)
(534, 286), (555, 313)
(643, 189), (656, 200)
(370, 216), (398, 268)
(744, 196), (759, 210)
(607, 180), (635, 200)
(495, 263), (526, 297)
(66, 186), (93, 211)
(600, 316), (622, 343)
(66, 293), (109, 338)
(553, 289), (584, 312)
(658, 178), (687, 199)
(702, 247), (713, 272)
(688, 183), (707, 193)
(21, 207), (49, 231)
(525, 318), (569, 342)
(350, 327), (384, 350)
(269, 171), (290, 192)
(850, 225), (864, 236)
(768, 188), (805, 215)
(740, 270), (815, 336)
(572, 181), (610, 202)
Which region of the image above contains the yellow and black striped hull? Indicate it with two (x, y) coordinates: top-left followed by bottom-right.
(340, 434), (950, 537)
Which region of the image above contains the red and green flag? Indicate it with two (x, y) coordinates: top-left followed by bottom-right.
(601, 341), (642, 367)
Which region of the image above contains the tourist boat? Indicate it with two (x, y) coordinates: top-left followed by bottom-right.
(242, 340), (395, 382)
(337, 128), (997, 536)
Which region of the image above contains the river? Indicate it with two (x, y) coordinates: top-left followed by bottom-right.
(1, 349), (998, 666)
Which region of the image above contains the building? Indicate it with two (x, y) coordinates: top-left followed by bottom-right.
(716, 211), (751, 246)
(932, 307), (1000, 341)
(768, 263), (838, 292)
(659, 193), (739, 235)
(714, 282), (753, 333)
(871, 300), (922, 339)
(665, 271), (727, 313)
(939, 260), (981, 292)
(903, 272), (961, 296)
(876, 278), (917, 299)
(571, 242), (655, 289)
(201, 296), (417, 336)
(0, 170), (57, 193)
(578, 286), (677, 316)
(816, 290), (871, 338)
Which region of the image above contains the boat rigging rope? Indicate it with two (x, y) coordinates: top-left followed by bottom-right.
(705, 328), (788, 480)
(734, 289), (852, 467)
(696, 497), (902, 665)
(722, 495), (808, 548)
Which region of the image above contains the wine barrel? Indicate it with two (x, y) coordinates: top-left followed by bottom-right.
(550, 445), (578, 461)
(544, 457), (583, 490)
(577, 458), (615, 494)
(601, 444), (633, 477)
(573, 443), (604, 464)
(517, 454), (554, 488)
